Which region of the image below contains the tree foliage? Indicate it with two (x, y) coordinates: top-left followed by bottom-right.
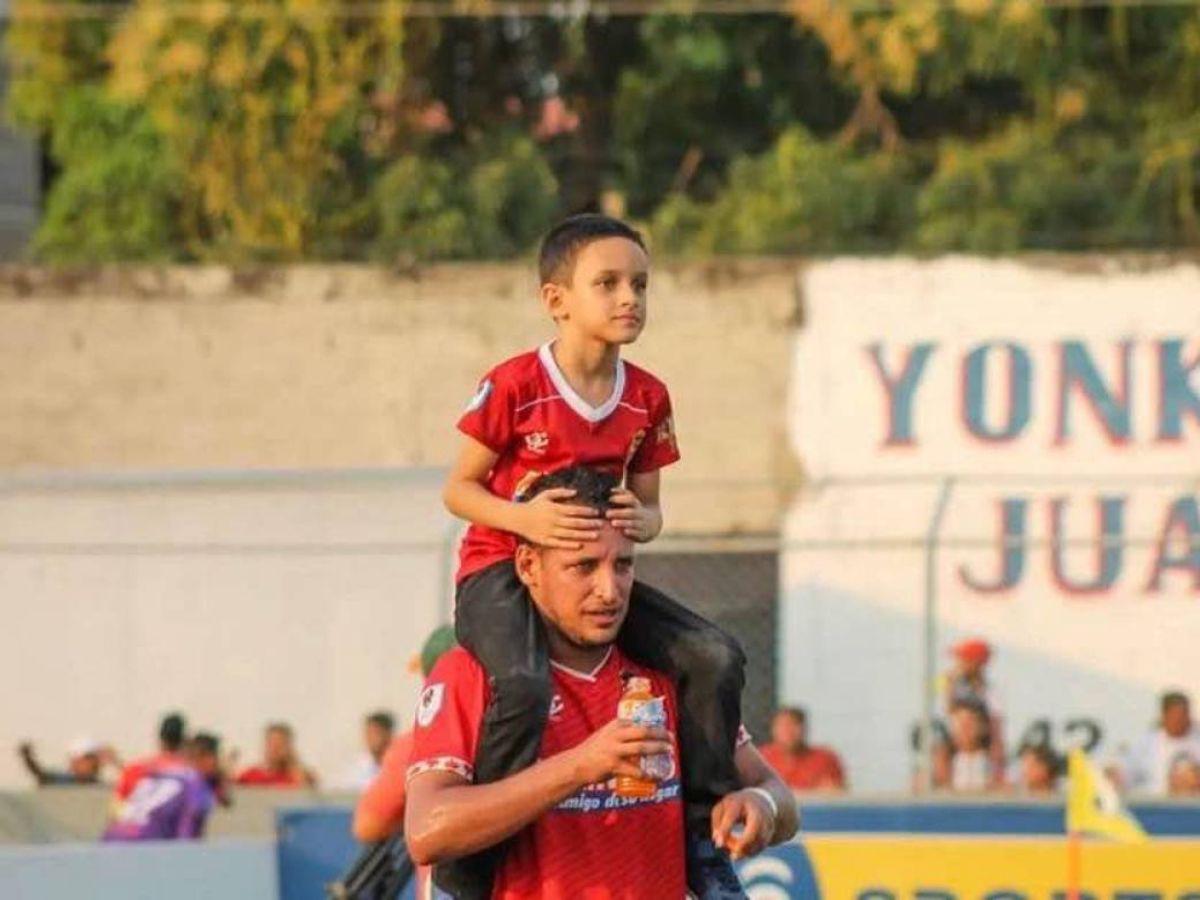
(5, 1), (1199, 262)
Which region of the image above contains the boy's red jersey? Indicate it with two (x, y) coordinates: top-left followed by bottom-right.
(455, 343), (680, 583)
(407, 646), (687, 900)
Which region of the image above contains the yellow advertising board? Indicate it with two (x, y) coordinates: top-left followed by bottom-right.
(737, 836), (1200, 899)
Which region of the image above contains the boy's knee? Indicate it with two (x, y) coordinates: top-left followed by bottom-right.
(685, 631), (746, 684)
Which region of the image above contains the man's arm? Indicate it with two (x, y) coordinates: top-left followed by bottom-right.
(17, 743), (51, 786)
(405, 719), (670, 866)
(710, 742), (801, 861)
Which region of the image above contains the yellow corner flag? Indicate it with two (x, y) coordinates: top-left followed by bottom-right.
(1066, 748), (1148, 843)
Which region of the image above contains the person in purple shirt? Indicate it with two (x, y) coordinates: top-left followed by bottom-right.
(103, 733), (221, 842)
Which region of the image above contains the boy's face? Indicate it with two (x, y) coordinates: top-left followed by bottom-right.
(546, 237), (649, 345)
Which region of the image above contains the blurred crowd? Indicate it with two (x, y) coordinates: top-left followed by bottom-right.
(14, 632), (1200, 843)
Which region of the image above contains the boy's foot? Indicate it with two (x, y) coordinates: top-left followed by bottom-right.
(685, 835), (747, 900)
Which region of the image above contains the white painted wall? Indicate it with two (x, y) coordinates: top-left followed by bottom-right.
(781, 258), (1200, 791)
(0, 468), (454, 790)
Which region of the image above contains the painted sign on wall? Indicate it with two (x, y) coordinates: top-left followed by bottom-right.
(783, 258), (1200, 790)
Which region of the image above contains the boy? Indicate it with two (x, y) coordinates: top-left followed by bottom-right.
(442, 214), (747, 899)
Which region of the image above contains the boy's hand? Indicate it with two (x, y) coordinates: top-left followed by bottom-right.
(567, 719), (673, 786)
(606, 488), (660, 542)
(518, 488), (601, 549)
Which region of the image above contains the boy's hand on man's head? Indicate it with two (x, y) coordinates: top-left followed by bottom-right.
(517, 488), (602, 549)
(606, 488), (661, 543)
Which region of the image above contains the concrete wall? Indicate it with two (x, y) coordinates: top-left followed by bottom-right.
(0, 261), (802, 535)
(0, 468), (453, 790)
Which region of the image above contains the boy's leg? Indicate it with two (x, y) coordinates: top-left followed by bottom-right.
(618, 580), (747, 827)
(435, 561), (551, 900)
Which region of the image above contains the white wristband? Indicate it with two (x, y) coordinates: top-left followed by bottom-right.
(745, 786), (779, 832)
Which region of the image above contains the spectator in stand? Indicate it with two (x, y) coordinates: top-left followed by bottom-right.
(113, 712), (188, 802)
(236, 722), (318, 788)
(335, 711), (396, 792)
(1167, 752), (1200, 796)
(758, 706), (847, 792)
(1015, 742), (1062, 795)
(103, 733), (222, 842)
(353, 625), (457, 842)
(938, 698), (1002, 792)
(943, 638), (1006, 778)
(18, 738), (119, 787)
(1119, 691), (1200, 795)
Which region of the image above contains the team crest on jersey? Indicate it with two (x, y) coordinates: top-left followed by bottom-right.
(416, 683), (445, 727)
(524, 431), (550, 455)
(465, 380), (493, 413)
(548, 693), (565, 720)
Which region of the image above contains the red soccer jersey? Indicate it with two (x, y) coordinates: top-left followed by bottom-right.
(407, 646), (687, 900)
(455, 343), (680, 583)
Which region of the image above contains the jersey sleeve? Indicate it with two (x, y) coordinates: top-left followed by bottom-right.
(456, 368), (515, 455)
(406, 650), (490, 784)
(628, 389), (681, 473)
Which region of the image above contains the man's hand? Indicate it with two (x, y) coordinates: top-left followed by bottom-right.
(517, 488), (601, 549)
(711, 789), (776, 861)
(606, 488), (661, 543)
(567, 719), (672, 786)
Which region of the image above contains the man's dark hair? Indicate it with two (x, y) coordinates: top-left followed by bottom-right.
(1162, 690), (1190, 714)
(775, 706), (807, 726)
(367, 711), (395, 732)
(159, 712), (186, 751)
(521, 467), (619, 531)
(1020, 741), (1061, 775)
(192, 732), (220, 757)
(538, 214), (646, 286)
(266, 721), (294, 738)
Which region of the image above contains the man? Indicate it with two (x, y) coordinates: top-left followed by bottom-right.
(1120, 690), (1200, 794)
(103, 733), (221, 842)
(18, 738), (119, 787)
(113, 712), (188, 801)
(405, 467), (797, 900)
(337, 711), (396, 792)
(353, 625), (457, 843)
(759, 707), (846, 792)
(236, 722), (318, 788)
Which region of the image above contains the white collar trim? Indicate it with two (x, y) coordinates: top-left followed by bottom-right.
(537, 342), (626, 424)
(550, 647), (614, 683)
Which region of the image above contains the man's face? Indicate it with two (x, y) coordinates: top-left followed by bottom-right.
(1020, 750), (1054, 792)
(69, 753), (100, 781)
(550, 237), (648, 346)
(190, 747), (220, 779)
(517, 519), (634, 649)
(1164, 700), (1191, 737)
(364, 721), (392, 759)
(771, 713), (806, 752)
(265, 729), (293, 768)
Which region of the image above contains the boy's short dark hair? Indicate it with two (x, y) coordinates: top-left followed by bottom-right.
(538, 214), (646, 286)
(160, 712), (186, 751)
(366, 711), (395, 731)
(520, 466), (619, 540)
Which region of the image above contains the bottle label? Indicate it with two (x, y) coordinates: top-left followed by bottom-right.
(621, 696), (673, 781)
